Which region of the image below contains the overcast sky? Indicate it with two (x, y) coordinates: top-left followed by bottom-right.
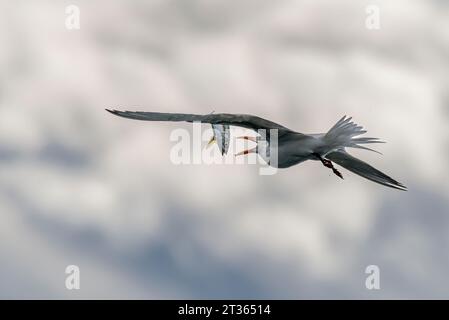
(0, 0), (448, 298)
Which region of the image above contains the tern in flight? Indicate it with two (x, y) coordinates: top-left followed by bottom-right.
(106, 109), (407, 191)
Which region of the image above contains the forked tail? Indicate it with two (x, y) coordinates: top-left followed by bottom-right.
(324, 116), (384, 154)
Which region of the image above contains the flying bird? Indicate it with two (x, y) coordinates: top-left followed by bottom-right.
(106, 109), (407, 191)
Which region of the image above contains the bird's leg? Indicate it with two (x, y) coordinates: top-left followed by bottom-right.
(313, 153), (344, 180)
(235, 147), (257, 157)
(313, 153), (333, 168)
(322, 158), (333, 168)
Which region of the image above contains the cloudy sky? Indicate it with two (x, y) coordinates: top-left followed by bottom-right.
(0, 0), (448, 299)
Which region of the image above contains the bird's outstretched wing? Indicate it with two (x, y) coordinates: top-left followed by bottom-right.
(105, 109), (291, 134)
(326, 151), (407, 191)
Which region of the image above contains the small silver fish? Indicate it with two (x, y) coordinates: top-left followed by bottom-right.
(206, 124), (230, 155)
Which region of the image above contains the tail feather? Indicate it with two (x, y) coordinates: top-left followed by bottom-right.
(325, 115), (383, 154)
(351, 145), (383, 155)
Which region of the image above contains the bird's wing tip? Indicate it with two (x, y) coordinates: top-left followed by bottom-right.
(106, 108), (121, 115)
(392, 182), (408, 191)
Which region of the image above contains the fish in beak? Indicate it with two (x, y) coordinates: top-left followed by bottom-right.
(206, 124), (230, 155)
